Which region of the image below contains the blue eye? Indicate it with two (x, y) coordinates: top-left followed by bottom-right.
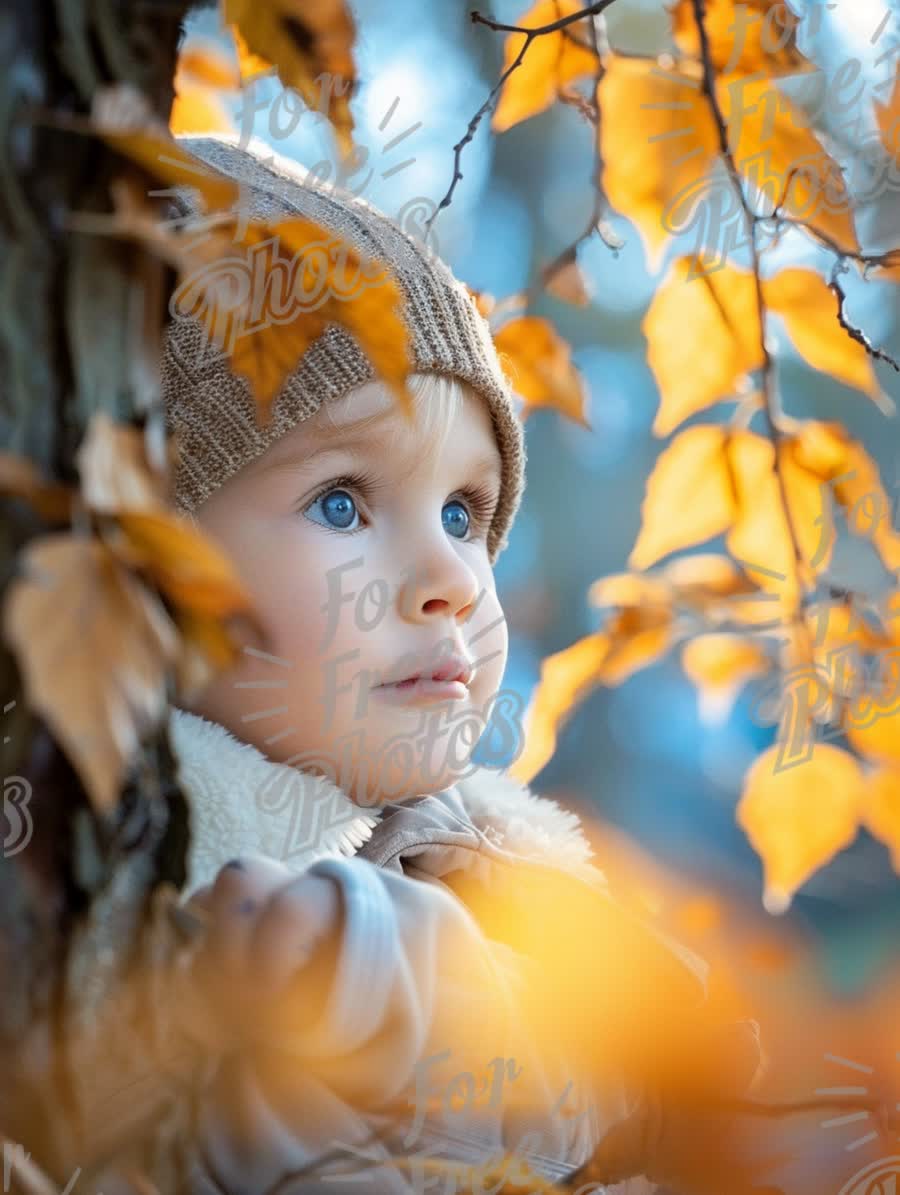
(443, 499), (470, 539)
(306, 487), (360, 532)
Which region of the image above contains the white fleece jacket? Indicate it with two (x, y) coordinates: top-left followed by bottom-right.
(168, 705), (667, 1195)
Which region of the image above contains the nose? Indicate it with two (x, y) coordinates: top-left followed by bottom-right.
(396, 537), (480, 624)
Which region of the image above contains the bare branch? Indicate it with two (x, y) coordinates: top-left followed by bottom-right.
(423, 1), (617, 240)
(829, 260), (900, 374)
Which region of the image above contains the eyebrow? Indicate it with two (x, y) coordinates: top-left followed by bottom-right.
(259, 435), (503, 486)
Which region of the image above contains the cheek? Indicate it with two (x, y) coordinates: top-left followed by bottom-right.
(467, 582), (508, 696)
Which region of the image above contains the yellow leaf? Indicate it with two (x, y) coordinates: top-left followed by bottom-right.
(169, 40), (240, 135)
(224, 0), (357, 157)
(764, 269), (884, 404)
(598, 59), (858, 273)
(1, 536), (178, 815)
(862, 767), (900, 872)
(509, 632), (610, 785)
(630, 426), (736, 569)
(589, 572), (671, 609)
(169, 86), (235, 137)
(491, 0), (598, 133)
(737, 742), (864, 912)
(848, 706), (900, 768)
(662, 553), (759, 603)
(724, 430), (828, 606)
(643, 258), (761, 435)
(91, 84), (239, 212)
(494, 315), (589, 427)
(598, 58), (718, 273)
(602, 607), (673, 685)
(668, 0), (812, 77)
(175, 38), (241, 90)
(785, 421), (900, 576)
(231, 24), (275, 82)
(682, 632), (770, 724)
(721, 73), (859, 255)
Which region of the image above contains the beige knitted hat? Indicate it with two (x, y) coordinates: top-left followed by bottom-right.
(160, 134), (526, 562)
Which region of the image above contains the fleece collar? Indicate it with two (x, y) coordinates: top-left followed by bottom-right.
(168, 705), (603, 894)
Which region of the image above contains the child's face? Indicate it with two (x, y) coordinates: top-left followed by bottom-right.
(181, 375), (509, 806)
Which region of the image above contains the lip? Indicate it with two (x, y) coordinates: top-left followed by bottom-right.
(374, 678), (470, 705)
(380, 651), (473, 688)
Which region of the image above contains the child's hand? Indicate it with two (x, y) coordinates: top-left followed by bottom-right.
(182, 855), (344, 1048)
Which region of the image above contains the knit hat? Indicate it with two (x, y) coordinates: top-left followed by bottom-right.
(160, 133), (526, 562)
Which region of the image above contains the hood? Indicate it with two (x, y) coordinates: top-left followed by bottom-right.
(168, 705), (604, 895)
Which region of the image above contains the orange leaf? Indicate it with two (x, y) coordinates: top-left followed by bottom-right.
(598, 59), (858, 273)
(589, 572), (671, 609)
(91, 84), (239, 213)
(491, 0), (598, 134)
(630, 425), (737, 569)
(598, 58), (718, 273)
(662, 553), (760, 604)
(169, 86), (235, 137)
(862, 767), (900, 872)
(2, 536), (178, 815)
(115, 512), (257, 621)
(224, 0), (357, 157)
(171, 216), (414, 423)
(602, 607), (673, 685)
(720, 72), (859, 255)
(682, 632), (770, 724)
(724, 429), (828, 607)
(509, 632), (611, 785)
(493, 315), (589, 426)
(764, 269), (887, 407)
(175, 39), (241, 91)
(669, 0), (812, 77)
(643, 259), (761, 435)
(848, 706), (900, 769)
(231, 24), (275, 82)
(0, 453), (74, 523)
(737, 742), (864, 912)
(787, 420), (900, 575)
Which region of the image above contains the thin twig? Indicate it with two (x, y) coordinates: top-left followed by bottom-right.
(422, 1), (619, 241)
(829, 260), (900, 373)
(529, 8), (620, 307)
(690, 0), (814, 664)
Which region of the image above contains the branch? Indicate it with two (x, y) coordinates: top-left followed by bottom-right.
(690, 0), (814, 664)
(530, 8), (623, 307)
(829, 260), (900, 374)
(422, 1), (618, 240)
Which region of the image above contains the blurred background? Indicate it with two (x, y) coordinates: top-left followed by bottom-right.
(182, 0), (900, 1010)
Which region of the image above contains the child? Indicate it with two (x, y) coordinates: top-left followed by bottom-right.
(160, 133), (750, 1195)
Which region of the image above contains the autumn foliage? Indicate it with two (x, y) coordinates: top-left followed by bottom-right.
(1, 0), (899, 1190)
